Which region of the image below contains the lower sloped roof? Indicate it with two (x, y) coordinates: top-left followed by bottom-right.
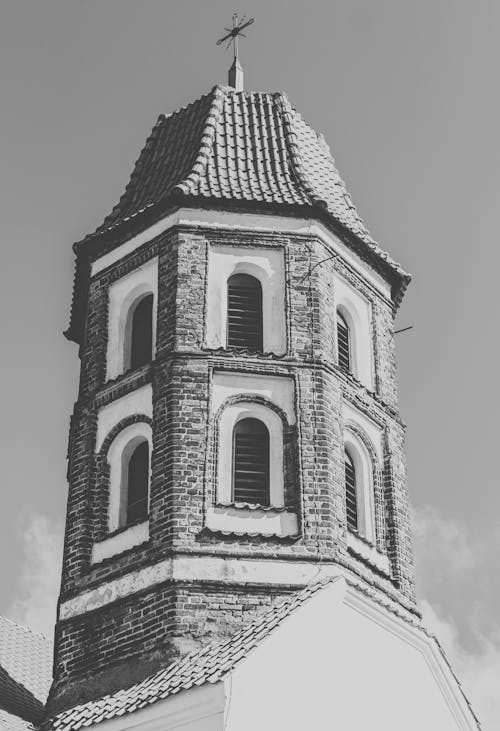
(45, 576), (478, 731)
(0, 707), (36, 731)
(0, 617), (52, 725)
(47, 581), (328, 731)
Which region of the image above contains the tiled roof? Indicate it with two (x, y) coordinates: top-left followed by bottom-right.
(0, 617), (53, 725)
(47, 580), (331, 731)
(46, 575), (480, 731)
(95, 86), (391, 261)
(0, 708), (35, 731)
(67, 85), (410, 343)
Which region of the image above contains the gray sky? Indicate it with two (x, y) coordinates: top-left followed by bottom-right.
(0, 1), (498, 727)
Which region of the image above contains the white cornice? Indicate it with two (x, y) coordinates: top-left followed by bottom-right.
(59, 554), (414, 622)
(343, 585), (479, 730)
(90, 208), (391, 299)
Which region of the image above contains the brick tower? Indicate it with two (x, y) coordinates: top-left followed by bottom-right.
(50, 81), (416, 714)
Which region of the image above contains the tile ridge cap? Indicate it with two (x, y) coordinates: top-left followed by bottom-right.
(277, 93), (326, 208)
(0, 615), (50, 643)
(97, 113), (165, 232)
(93, 87), (219, 236)
(172, 85), (226, 197)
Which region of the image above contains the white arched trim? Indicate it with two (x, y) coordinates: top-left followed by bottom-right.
(344, 429), (376, 545)
(206, 398), (298, 537)
(206, 245), (286, 355)
(223, 263), (266, 350)
(106, 257), (158, 380)
(91, 422), (152, 565)
(107, 421), (152, 532)
(218, 402), (284, 508)
(334, 275), (374, 390)
(336, 305), (356, 373)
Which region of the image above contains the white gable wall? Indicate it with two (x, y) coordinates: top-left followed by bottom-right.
(225, 580), (477, 731)
(85, 683), (225, 731)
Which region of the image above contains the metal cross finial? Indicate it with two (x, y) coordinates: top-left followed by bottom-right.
(216, 13), (254, 61)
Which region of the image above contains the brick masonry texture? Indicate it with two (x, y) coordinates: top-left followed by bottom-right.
(51, 581), (292, 712)
(52, 223), (416, 714)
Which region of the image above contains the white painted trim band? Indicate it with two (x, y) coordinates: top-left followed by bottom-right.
(90, 208), (391, 298)
(59, 554), (408, 622)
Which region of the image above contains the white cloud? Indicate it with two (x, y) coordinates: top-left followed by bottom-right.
(9, 513), (64, 639)
(422, 600), (500, 731)
(414, 506), (500, 730)
(412, 506), (477, 574)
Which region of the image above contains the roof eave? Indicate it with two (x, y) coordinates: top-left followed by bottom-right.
(66, 195), (410, 345)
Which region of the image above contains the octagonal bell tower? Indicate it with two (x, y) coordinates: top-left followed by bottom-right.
(50, 82), (415, 714)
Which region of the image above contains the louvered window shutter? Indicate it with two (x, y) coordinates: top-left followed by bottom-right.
(233, 418), (270, 505)
(337, 312), (351, 372)
(345, 449), (358, 532)
(227, 274), (263, 351)
(126, 441), (149, 525)
(130, 294), (154, 370)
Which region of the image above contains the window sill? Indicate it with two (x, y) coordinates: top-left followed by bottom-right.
(91, 520), (149, 564)
(206, 505), (298, 537)
(347, 531), (390, 575)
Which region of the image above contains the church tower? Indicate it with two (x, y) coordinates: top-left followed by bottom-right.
(50, 75), (417, 715)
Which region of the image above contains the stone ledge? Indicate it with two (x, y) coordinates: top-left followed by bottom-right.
(91, 521), (150, 564)
(206, 505), (299, 538)
(346, 530), (391, 575)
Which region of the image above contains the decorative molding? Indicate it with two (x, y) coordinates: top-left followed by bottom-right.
(90, 208), (391, 299)
(105, 257), (158, 381)
(91, 521), (149, 565)
(346, 531), (390, 574)
(343, 585), (480, 730)
(59, 554), (416, 623)
(95, 385), (153, 453)
(206, 506), (299, 537)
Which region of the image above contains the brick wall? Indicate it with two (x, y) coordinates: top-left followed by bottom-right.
(52, 222), (416, 713)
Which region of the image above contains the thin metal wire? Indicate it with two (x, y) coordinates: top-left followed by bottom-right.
(297, 253), (338, 284)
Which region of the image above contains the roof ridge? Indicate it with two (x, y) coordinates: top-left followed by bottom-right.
(99, 86), (221, 231)
(0, 615), (51, 643)
(277, 93), (325, 208)
(172, 85), (225, 197)
(99, 116), (165, 231)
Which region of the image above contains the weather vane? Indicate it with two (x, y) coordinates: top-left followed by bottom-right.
(216, 13), (254, 62)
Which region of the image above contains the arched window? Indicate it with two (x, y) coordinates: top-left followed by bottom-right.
(124, 440), (149, 526)
(232, 418), (270, 505)
(129, 294), (154, 371)
(337, 311), (351, 372)
(227, 274), (263, 351)
(345, 448), (358, 532)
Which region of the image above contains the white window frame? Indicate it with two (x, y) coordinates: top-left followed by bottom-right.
(336, 308), (353, 371)
(106, 422), (152, 533)
(206, 245), (286, 355)
(343, 430), (376, 545)
(91, 421), (152, 564)
(217, 402), (284, 508)
(334, 275), (374, 390)
(106, 258), (158, 381)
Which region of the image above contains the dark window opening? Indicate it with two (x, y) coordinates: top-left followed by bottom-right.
(233, 418), (270, 505)
(126, 441), (149, 526)
(345, 449), (358, 532)
(227, 274), (263, 351)
(337, 312), (351, 372)
(130, 294), (154, 370)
